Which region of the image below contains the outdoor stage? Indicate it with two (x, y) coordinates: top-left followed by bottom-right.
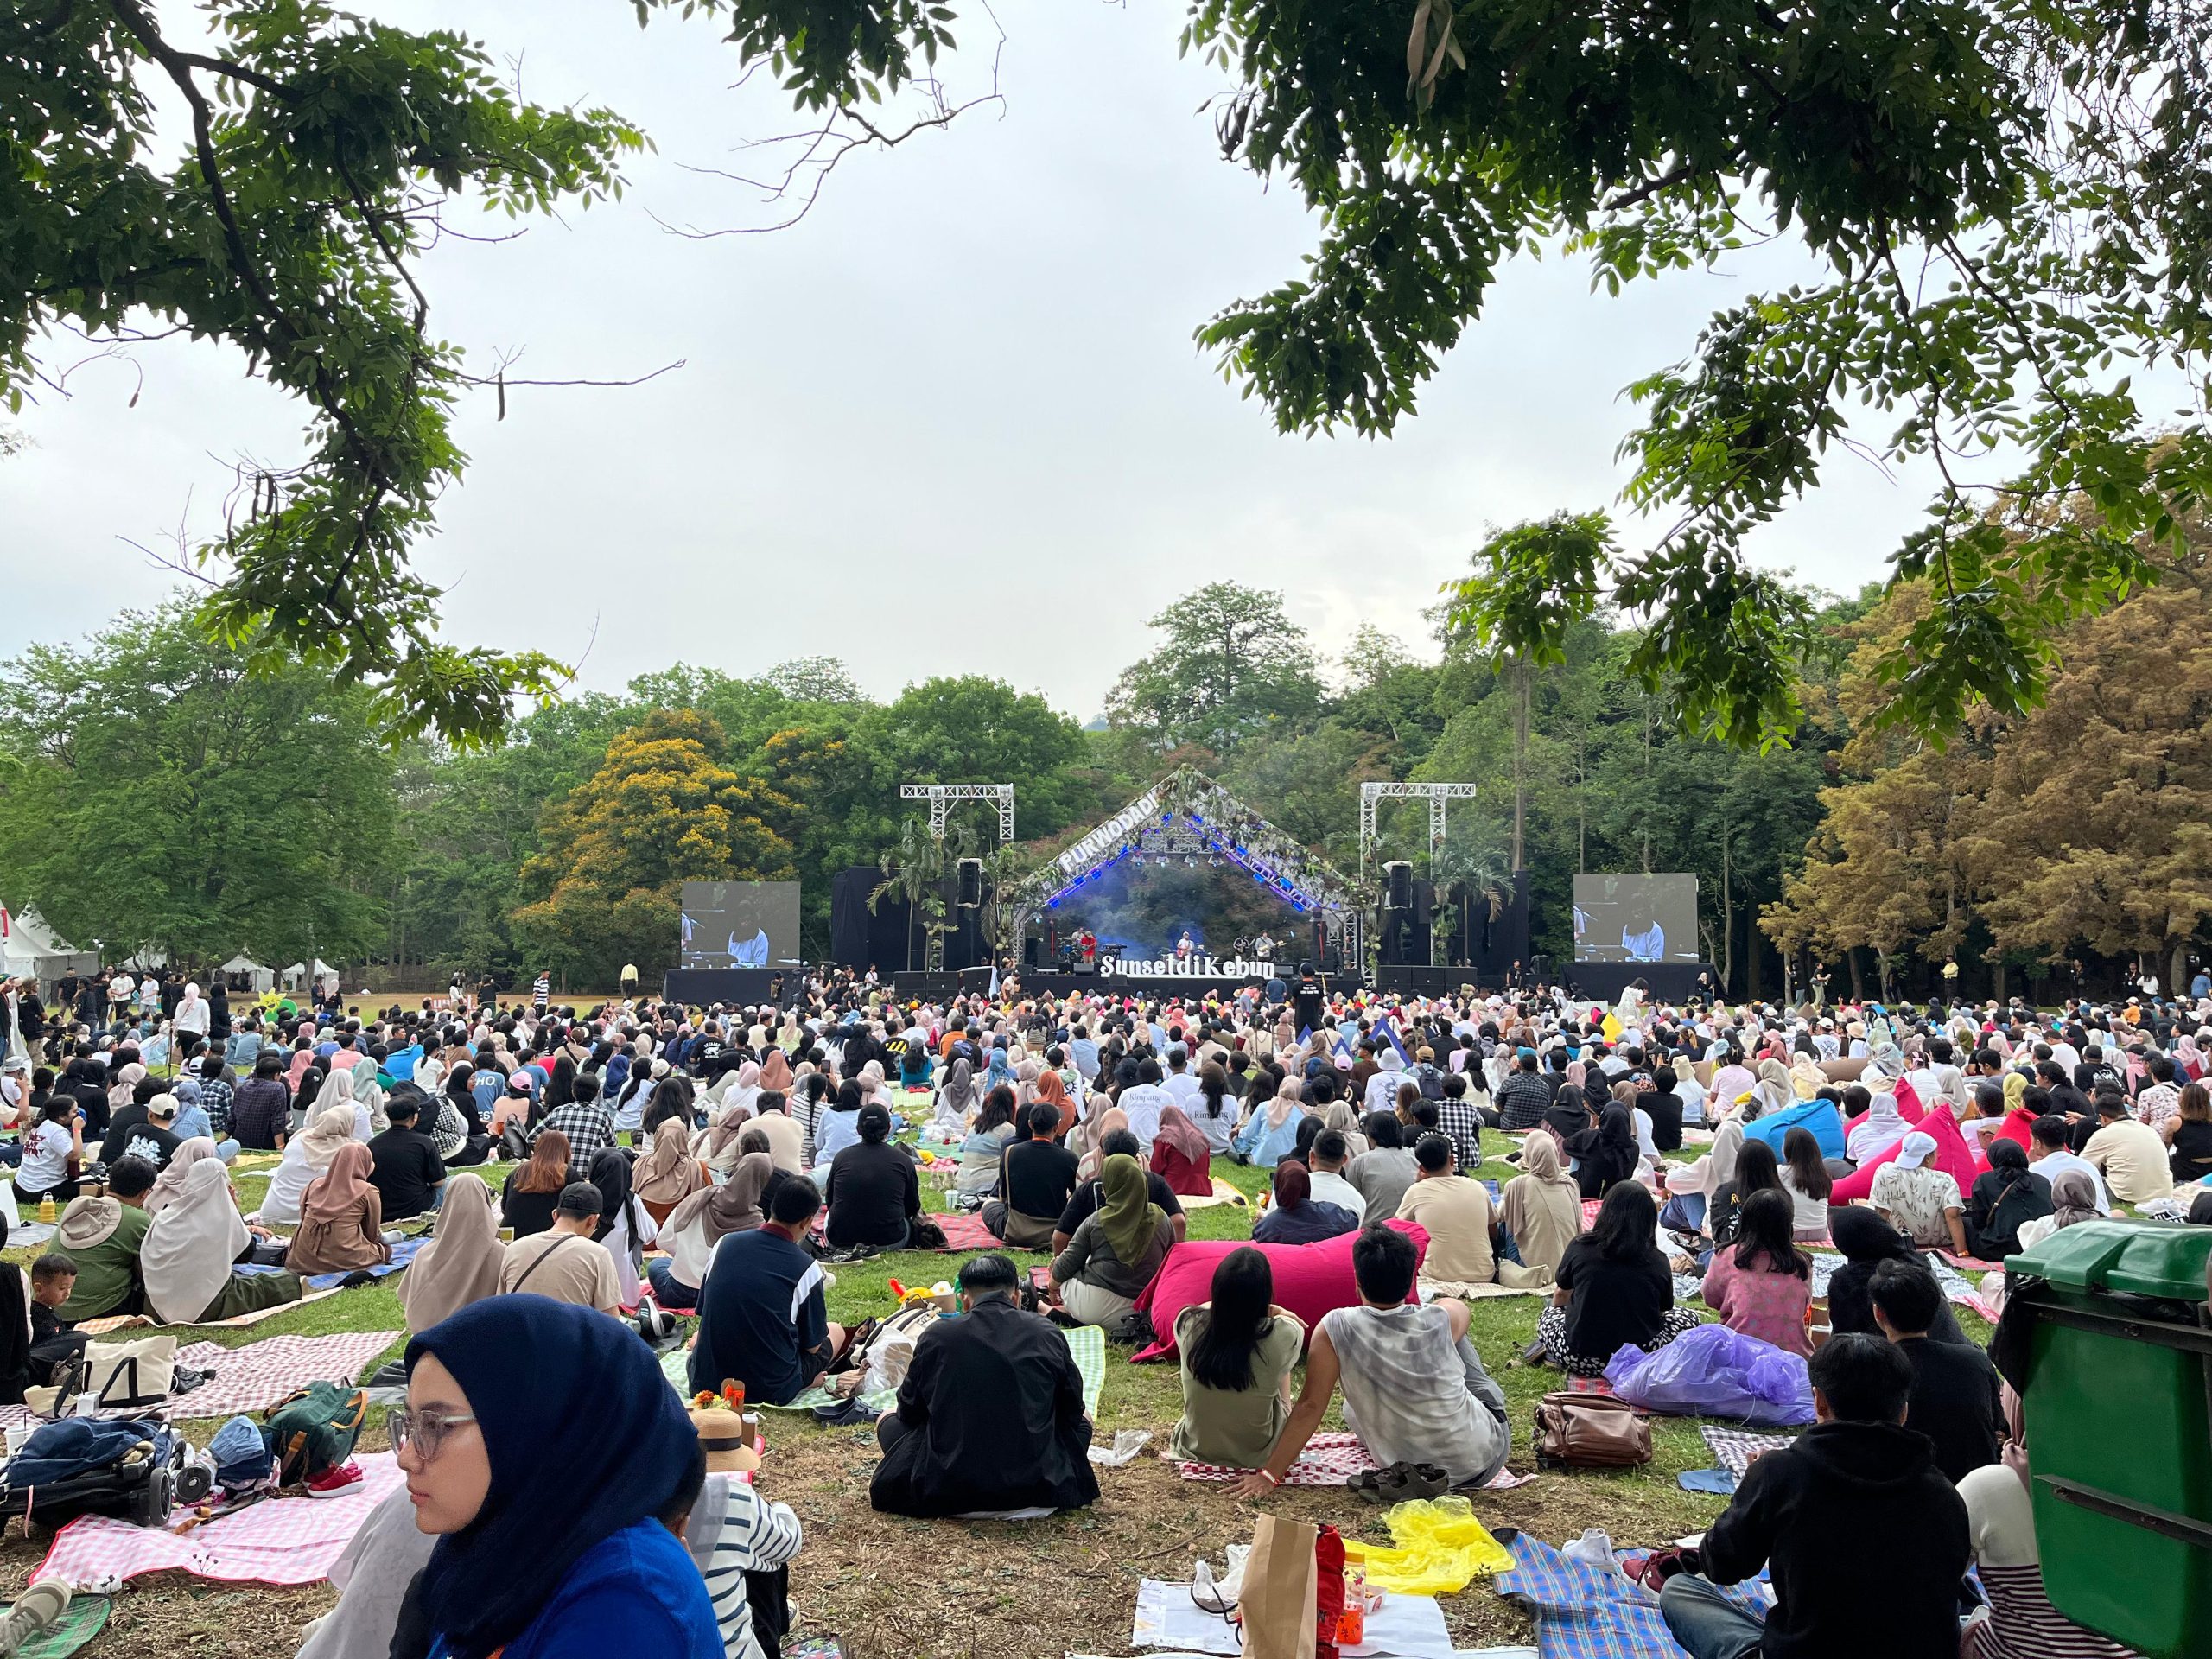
(661, 968), (801, 1007)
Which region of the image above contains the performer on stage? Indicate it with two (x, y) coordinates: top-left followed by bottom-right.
(1251, 931), (1276, 960)
(1078, 929), (1098, 971)
(1175, 930), (1198, 963)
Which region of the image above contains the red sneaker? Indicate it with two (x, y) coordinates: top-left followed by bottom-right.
(304, 1460), (364, 1498)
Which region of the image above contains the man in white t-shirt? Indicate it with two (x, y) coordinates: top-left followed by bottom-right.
(1363, 1049), (1408, 1116)
(1161, 1046), (1204, 1115)
(2027, 1117), (2113, 1215)
(1114, 1059), (1174, 1154)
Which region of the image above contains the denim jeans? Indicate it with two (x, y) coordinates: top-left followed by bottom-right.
(1659, 1575), (1764, 1659)
(647, 1256), (700, 1311)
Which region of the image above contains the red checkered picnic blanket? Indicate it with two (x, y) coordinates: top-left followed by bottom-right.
(1179, 1431), (1380, 1486)
(36, 1452), (404, 1587)
(0, 1332), (402, 1433)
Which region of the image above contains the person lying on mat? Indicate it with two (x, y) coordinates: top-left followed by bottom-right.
(869, 1253), (1099, 1519)
(1169, 1246), (1305, 1468)
(1648, 1334), (1967, 1659)
(1229, 1224), (1509, 1497)
(394, 1295), (721, 1659)
(688, 1177), (846, 1407)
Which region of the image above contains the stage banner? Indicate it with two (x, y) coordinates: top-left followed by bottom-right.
(1096, 953), (1279, 982)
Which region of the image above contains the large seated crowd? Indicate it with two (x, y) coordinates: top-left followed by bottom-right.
(3, 963), (2206, 1658)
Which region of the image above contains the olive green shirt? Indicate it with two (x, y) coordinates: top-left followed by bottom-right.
(56, 1205), (152, 1323)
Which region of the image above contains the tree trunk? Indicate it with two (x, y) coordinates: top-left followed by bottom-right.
(1719, 831), (1734, 995)
(1847, 947), (1866, 1001)
(1511, 660), (1529, 871)
(2170, 939), (2190, 998)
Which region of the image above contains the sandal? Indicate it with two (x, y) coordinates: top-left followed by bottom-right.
(1401, 1463), (1452, 1502)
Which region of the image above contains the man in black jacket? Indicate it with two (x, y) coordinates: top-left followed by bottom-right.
(1871, 1257), (2003, 1483)
(868, 1253), (1097, 1517)
(1653, 1332), (1968, 1659)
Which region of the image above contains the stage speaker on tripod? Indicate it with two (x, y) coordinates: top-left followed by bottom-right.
(955, 857), (983, 908)
(1383, 861), (1413, 911)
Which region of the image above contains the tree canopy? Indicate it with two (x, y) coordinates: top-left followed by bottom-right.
(22, 2), (2204, 747)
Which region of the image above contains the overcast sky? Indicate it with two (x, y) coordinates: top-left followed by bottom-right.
(5, 0), (1961, 721)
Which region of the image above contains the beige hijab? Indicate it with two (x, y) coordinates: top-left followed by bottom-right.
(399, 1172), (503, 1333)
(633, 1117), (709, 1206)
(147, 1135), (223, 1216)
(141, 1160), (249, 1324)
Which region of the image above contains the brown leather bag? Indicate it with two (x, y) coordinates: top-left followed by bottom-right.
(1533, 1391), (1653, 1468)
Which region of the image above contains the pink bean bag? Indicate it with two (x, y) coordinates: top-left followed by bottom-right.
(1129, 1219), (1431, 1363)
(1830, 1103), (1980, 1203)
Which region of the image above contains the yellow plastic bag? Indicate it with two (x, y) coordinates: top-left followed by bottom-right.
(1339, 1495), (1514, 1595)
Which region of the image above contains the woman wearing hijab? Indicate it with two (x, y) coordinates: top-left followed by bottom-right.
(1500, 1132), (1583, 1276)
(632, 1118), (709, 1224)
(145, 1135), (224, 1216)
(1961, 1139), (2053, 1260)
(1826, 1206), (1970, 1344)
(1231, 1077), (1305, 1167)
(1031, 1067), (1077, 1141)
(1320, 1098), (1370, 1160)
(1787, 1051), (1827, 1101)
(931, 1057), (977, 1134)
(757, 1047), (793, 1097)
(141, 1160), (304, 1323)
(289, 1143), (393, 1275)
(1252, 1160), (1358, 1244)
(400, 1173), (504, 1334)
(257, 1105), (359, 1226)
(2012, 1168), (2103, 1255)
(393, 1296), (719, 1659)
(1048, 1154), (1173, 1338)
(1847, 1090), (1911, 1165)
(589, 1147), (655, 1307)
(650, 1148), (776, 1313)
(1566, 1102), (1639, 1198)
(435, 1068), (490, 1166)
(1071, 1104), (1129, 1184)
(1149, 1103), (1216, 1198)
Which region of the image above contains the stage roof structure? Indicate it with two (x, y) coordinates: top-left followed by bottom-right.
(1007, 766), (1363, 954)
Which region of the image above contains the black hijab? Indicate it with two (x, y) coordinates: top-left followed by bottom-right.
(1827, 1207), (1968, 1344)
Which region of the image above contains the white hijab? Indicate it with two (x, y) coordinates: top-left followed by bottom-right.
(141, 1159), (247, 1324)
(1847, 1091), (1910, 1164)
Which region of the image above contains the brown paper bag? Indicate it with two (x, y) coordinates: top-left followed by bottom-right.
(1236, 1512), (1319, 1659)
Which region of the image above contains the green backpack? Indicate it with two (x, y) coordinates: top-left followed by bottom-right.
(263, 1382), (369, 1484)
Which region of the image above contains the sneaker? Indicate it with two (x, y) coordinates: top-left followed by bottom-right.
(0, 1579), (70, 1655)
(304, 1459), (364, 1498)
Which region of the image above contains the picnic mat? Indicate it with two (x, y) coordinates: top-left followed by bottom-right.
(1492, 1534), (1767, 1659)
(237, 1236), (426, 1288)
(1177, 1178), (1249, 1211)
(1177, 1433), (1535, 1491)
(36, 1453), (404, 1588)
(1807, 1250), (2000, 1324)
(0, 1330), (402, 1432)
(3, 1222), (57, 1251)
(16, 1593), (108, 1659)
(79, 1286), (343, 1337)
(683, 1322), (1108, 1419)
(1133, 1577), (1453, 1656)
(1700, 1424), (1798, 1478)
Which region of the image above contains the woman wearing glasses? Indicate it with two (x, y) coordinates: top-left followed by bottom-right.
(390, 1295), (721, 1659)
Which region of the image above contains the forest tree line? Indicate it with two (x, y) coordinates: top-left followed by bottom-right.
(5, 548), (2207, 999)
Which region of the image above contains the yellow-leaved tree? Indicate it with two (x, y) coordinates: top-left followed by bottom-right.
(512, 710), (796, 985)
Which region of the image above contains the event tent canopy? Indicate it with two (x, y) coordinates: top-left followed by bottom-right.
(0, 904), (99, 983)
(218, 954), (276, 994)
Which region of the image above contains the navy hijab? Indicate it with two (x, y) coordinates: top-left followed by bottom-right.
(404, 1294), (698, 1659)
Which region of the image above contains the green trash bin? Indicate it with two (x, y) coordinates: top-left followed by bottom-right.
(2005, 1220), (2212, 1659)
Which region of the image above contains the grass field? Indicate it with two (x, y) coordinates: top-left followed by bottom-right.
(0, 1127), (1996, 1659)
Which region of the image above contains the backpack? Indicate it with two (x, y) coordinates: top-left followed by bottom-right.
(263, 1382), (368, 1484)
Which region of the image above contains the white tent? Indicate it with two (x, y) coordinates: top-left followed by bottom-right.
(282, 958), (336, 991)
(218, 954), (276, 995)
(0, 904), (99, 985)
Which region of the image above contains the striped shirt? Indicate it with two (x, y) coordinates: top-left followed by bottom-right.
(703, 1478), (804, 1659)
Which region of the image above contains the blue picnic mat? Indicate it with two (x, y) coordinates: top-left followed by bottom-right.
(238, 1236), (425, 1290)
(1493, 1535), (1768, 1659)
